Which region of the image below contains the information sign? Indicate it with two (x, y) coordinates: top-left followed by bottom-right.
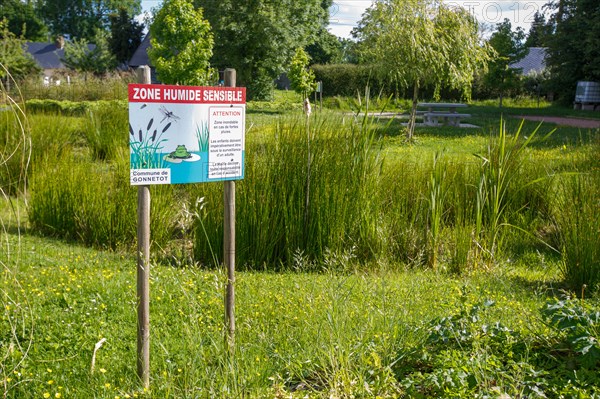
(128, 84), (246, 185)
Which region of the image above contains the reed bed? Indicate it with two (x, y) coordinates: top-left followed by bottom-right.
(15, 100), (600, 290)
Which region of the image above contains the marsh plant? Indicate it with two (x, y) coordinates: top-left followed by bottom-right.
(0, 85), (31, 196)
(84, 104), (127, 161)
(473, 120), (548, 265)
(192, 113), (382, 269)
(29, 152), (177, 249)
(553, 172), (600, 293)
(426, 152), (448, 270)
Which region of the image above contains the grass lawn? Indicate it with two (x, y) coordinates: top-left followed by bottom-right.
(1, 221), (571, 398)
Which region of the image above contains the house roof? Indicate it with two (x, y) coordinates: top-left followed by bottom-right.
(511, 47), (547, 75)
(129, 34), (152, 67)
(25, 41), (96, 69)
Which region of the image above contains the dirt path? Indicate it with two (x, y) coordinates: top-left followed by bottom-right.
(515, 115), (600, 129)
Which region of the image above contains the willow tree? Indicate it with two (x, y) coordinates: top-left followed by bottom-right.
(354, 0), (491, 140)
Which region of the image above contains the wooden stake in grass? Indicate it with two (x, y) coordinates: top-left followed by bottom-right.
(136, 65), (151, 388)
(223, 68), (236, 352)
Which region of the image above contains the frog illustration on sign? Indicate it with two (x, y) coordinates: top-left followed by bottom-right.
(163, 144), (201, 164)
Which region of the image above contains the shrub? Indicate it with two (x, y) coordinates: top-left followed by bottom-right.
(311, 64), (387, 97)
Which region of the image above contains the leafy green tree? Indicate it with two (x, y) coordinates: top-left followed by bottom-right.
(525, 11), (553, 47)
(194, 0), (329, 100)
(288, 47), (317, 99)
(306, 29), (343, 65)
(354, 0), (491, 140)
(109, 7), (143, 65)
(148, 0), (214, 86)
(484, 19), (528, 107)
(544, 0), (600, 103)
(339, 38), (359, 64)
(0, 0), (47, 41)
(62, 29), (116, 75)
(37, 0), (141, 41)
(0, 18), (40, 85)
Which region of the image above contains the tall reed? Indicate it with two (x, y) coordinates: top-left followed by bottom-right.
(552, 137), (600, 293)
(192, 113), (382, 270)
(29, 152), (177, 249)
(0, 91), (30, 196)
(557, 175), (600, 292)
(426, 152), (448, 270)
(473, 120), (547, 265)
(84, 103), (128, 161)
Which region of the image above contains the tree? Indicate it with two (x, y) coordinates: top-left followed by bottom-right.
(354, 0), (491, 140)
(109, 7), (143, 65)
(37, 0), (141, 41)
(0, 0), (47, 41)
(0, 18), (40, 86)
(338, 38), (360, 64)
(194, 0), (329, 100)
(544, 0), (600, 102)
(306, 29), (343, 65)
(484, 19), (528, 107)
(62, 29), (116, 75)
(148, 0), (214, 86)
(288, 47), (317, 99)
(525, 11), (553, 47)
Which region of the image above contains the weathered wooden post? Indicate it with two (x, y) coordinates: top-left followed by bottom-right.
(223, 68), (236, 351)
(136, 65), (151, 388)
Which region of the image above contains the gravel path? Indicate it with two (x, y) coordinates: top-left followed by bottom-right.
(515, 115), (600, 129)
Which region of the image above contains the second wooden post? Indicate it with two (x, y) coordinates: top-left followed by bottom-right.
(223, 68), (236, 350)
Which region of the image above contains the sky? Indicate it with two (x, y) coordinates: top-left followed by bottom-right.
(140, 0), (548, 39)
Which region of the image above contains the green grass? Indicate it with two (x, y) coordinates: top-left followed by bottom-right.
(4, 224), (595, 398)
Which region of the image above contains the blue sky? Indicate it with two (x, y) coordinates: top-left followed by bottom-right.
(140, 1), (546, 38)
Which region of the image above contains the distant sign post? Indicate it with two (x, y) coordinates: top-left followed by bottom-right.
(129, 71), (245, 387)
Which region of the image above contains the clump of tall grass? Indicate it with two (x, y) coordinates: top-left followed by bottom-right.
(552, 153), (600, 293)
(473, 120), (550, 266)
(192, 112), (383, 270)
(1, 109), (86, 195)
(29, 152), (177, 249)
(426, 152), (448, 270)
(0, 102), (30, 196)
(84, 102), (128, 161)
(557, 174), (600, 293)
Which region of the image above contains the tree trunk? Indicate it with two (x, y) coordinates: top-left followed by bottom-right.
(407, 81), (419, 141)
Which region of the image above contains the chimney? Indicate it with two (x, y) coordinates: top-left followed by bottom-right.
(55, 36), (65, 49)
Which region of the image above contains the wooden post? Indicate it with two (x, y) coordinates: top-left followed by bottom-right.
(223, 68), (236, 350)
(136, 65), (151, 388)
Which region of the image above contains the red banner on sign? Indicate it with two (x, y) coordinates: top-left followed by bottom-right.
(128, 84), (246, 104)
